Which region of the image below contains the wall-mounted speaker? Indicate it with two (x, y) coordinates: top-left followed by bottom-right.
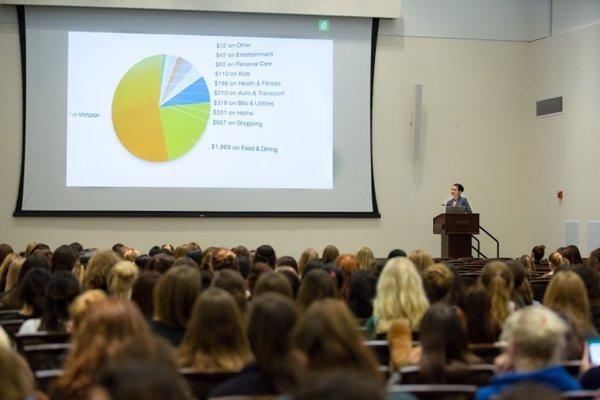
(411, 83), (423, 160)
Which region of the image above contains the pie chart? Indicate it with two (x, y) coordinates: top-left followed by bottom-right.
(112, 55), (210, 162)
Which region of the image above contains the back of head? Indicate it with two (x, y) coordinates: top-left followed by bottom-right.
(298, 248), (319, 275)
(566, 245), (583, 265)
(408, 249), (433, 273)
(373, 257), (429, 331)
(211, 269), (248, 313)
(51, 244), (78, 273)
(336, 253), (360, 278)
(506, 306), (567, 368)
(144, 253), (175, 274)
(543, 270), (591, 334)
(19, 254), (50, 283)
(131, 270), (162, 320)
(18, 267), (52, 317)
(276, 255), (298, 271)
(255, 244), (276, 267)
(292, 299), (380, 380)
(479, 261), (513, 329)
(463, 285), (497, 343)
(254, 271), (293, 299)
(573, 264), (600, 301)
(322, 245), (340, 265)
(179, 287), (251, 370)
(419, 304), (470, 382)
(0, 243), (14, 266)
(4, 255), (25, 292)
(387, 248), (407, 259)
(41, 271), (81, 333)
(248, 293), (299, 392)
(422, 263), (454, 304)
(153, 265), (202, 327)
(83, 250), (120, 291)
(210, 248), (239, 272)
(69, 289), (107, 334)
(548, 251), (570, 271)
(296, 269), (338, 310)
(108, 260), (139, 299)
(531, 245), (546, 263)
(0, 346), (36, 400)
(355, 247), (375, 270)
(347, 271), (377, 319)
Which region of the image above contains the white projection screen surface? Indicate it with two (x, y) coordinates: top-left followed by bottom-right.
(16, 6), (379, 217)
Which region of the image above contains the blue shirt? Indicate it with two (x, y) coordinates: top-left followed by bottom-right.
(475, 366), (581, 400)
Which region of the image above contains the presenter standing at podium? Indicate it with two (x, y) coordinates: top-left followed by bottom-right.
(446, 183), (472, 214)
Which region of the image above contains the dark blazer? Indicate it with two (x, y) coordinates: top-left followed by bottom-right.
(445, 197), (472, 214)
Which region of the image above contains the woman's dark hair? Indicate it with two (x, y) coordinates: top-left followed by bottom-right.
(444, 262), (467, 308)
(462, 285), (497, 343)
(301, 259), (325, 278)
(532, 245), (546, 263)
(40, 271), (81, 333)
(186, 250), (203, 267)
(247, 293), (299, 393)
(321, 245), (340, 265)
(276, 256), (298, 272)
(135, 254), (151, 270)
(69, 242), (83, 255)
(145, 253), (175, 274)
(254, 272), (293, 299)
(387, 249), (407, 259)
(211, 269), (248, 314)
(506, 260), (533, 306)
(255, 245), (276, 267)
(51, 245), (78, 273)
(296, 269), (338, 310)
(347, 271), (376, 319)
(19, 255), (51, 283)
(153, 266), (202, 327)
(131, 270), (162, 320)
(573, 264), (600, 305)
(236, 256), (251, 279)
(419, 304), (471, 383)
(148, 245), (162, 257)
(452, 183), (464, 192)
(277, 269), (301, 299)
(566, 245), (583, 265)
(18, 267), (51, 317)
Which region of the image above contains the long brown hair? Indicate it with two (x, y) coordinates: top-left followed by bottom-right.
(54, 298), (157, 400)
(153, 265), (202, 328)
(479, 261), (513, 331)
(543, 271), (593, 337)
(292, 299), (381, 381)
(178, 287), (251, 372)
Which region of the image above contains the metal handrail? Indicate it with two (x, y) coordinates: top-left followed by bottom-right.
(479, 225), (500, 258)
(470, 235), (487, 259)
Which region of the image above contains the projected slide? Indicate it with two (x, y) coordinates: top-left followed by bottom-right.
(112, 55), (210, 162)
(66, 32), (333, 189)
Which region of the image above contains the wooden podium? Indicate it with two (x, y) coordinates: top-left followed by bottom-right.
(433, 213), (479, 258)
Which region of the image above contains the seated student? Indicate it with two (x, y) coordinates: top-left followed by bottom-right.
(0, 267), (51, 323)
(0, 346), (40, 400)
(178, 288), (252, 373)
(210, 293), (299, 397)
(475, 306), (580, 400)
(18, 271), (80, 334)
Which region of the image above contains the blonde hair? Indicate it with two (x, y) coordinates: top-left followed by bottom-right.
(408, 249), (434, 274)
(122, 247), (140, 262)
(479, 261), (513, 331)
(356, 247), (375, 270)
(69, 289), (107, 334)
(372, 257), (429, 333)
(0, 253), (17, 290)
(504, 306), (567, 367)
(298, 248), (319, 275)
(548, 251), (569, 271)
(107, 261), (139, 299)
(543, 271), (592, 337)
(5, 256), (26, 291)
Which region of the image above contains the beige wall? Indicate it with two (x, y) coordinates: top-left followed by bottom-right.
(0, 13), (538, 258)
(529, 22), (600, 254)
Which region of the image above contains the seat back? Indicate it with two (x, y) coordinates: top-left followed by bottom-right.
(34, 369), (63, 394)
(22, 343), (71, 371)
(469, 343), (503, 364)
(398, 364), (496, 387)
(389, 384), (477, 400)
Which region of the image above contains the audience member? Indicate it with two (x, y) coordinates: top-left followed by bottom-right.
(254, 271), (293, 299)
(408, 249), (433, 274)
(296, 269), (338, 311)
(356, 246), (375, 270)
(298, 248), (319, 275)
(479, 261), (514, 333)
(107, 260), (139, 299)
(346, 271), (376, 320)
(83, 250), (120, 291)
(422, 263), (454, 304)
(212, 269), (248, 313)
(130, 270), (161, 320)
(321, 244), (340, 265)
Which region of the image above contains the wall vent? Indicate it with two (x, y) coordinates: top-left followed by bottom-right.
(536, 96), (563, 117)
